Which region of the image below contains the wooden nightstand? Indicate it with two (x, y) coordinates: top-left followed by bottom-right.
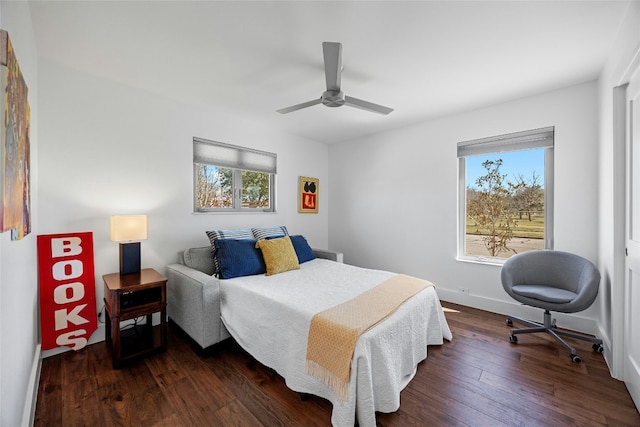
(103, 268), (167, 369)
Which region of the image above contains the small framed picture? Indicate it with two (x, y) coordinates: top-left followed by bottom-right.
(299, 176), (319, 213)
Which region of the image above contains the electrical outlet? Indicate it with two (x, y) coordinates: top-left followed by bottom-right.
(459, 288), (470, 296)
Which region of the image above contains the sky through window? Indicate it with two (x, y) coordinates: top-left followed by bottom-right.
(466, 148), (544, 190)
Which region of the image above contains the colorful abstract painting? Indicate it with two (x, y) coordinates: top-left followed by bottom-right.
(299, 176), (319, 213)
(1, 29), (31, 240)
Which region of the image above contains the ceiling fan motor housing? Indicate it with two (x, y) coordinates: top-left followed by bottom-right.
(321, 90), (345, 108)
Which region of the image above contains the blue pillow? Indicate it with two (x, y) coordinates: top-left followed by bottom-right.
(206, 228), (254, 276)
(290, 235), (316, 264)
(214, 239), (266, 279)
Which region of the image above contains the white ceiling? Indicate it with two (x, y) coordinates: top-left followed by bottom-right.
(28, 1), (631, 144)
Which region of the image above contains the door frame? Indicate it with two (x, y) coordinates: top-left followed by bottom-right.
(613, 44), (640, 393)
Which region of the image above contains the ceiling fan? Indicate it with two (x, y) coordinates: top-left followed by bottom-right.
(277, 42), (394, 115)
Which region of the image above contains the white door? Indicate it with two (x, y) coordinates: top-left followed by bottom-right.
(624, 65), (640, 410)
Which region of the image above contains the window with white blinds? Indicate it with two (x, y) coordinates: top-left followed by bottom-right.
(193, 138), (277, 212)
(457, 127), (554, 262)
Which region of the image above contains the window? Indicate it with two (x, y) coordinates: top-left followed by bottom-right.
(193, 138), (276, 212)
(457, 127), (554, 262)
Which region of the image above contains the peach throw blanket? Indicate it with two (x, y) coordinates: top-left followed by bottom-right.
(305, 274), (434, 401)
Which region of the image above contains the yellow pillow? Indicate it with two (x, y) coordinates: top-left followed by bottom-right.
(255, 236), (300, 276)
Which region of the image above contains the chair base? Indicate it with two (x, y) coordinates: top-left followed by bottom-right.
(507, 310), (603, 363)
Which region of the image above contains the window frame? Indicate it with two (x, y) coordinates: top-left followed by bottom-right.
(457, 127), (554, 264)
(193, 138), (277, 213)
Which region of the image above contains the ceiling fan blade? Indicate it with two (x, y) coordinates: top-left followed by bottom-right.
(276, 98), (322, 114)
(323, 42), (342, 92)
(344, 95), (394, 115)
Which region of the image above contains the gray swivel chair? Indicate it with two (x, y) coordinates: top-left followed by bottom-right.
(501, 250), (604, 363)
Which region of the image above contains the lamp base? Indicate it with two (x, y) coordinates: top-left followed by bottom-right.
(119, 242), (141, 275)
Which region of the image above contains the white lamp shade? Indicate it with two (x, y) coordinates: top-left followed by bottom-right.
(110, 215), (148, 242)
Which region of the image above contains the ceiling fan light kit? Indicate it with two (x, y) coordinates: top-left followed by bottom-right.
(277, 42), (393, 115)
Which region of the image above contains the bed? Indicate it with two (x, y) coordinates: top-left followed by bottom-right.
(165, 227), (452, 427)
(221, 257), (451, 426)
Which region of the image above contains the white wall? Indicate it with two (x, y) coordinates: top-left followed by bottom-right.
(0, 2), (39, 426)
(38, 58), (329, 353)
(597, 1), (640, 376)
(329, 81), (599, 333)
(10, 2), (637, 423)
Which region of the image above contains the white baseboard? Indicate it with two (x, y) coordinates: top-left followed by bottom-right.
(595, 320), (615, 377)
(437, 287), (599, 335)
(21, 344), (41, 427)
(41, 324), (106, 359)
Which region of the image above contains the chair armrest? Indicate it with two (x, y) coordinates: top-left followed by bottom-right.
(312, 248), (344, 263)
(165, 263), (230, 349)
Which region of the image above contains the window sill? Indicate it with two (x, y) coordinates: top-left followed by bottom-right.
(456, 256), (505, 267)
(192, 210), (277, 215)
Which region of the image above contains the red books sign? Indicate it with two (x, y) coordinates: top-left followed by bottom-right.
(37, 232), (97, 351)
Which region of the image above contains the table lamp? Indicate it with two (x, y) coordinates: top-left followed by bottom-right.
(110, 215), (148, 275)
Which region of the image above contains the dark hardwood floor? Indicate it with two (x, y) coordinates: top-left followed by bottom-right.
(34, 302), (640, 426)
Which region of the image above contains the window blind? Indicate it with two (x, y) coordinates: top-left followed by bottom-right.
(457, 126), (554, 157)
(193, 137), (277, 174)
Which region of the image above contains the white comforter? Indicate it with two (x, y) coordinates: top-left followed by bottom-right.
(219, 259), (452, 427)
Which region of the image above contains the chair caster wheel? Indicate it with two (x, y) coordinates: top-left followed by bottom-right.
(506, 319), (513, 327)
(593, 343), (604, 353)
(509, 334), (518, 344)
(570, 354), (582, 363)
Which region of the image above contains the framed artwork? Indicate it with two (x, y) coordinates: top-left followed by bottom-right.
(0, 29), (31, 240)
(299, 176), (319, 213)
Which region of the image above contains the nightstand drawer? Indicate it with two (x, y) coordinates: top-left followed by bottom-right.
(121, 286), (162, 310)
